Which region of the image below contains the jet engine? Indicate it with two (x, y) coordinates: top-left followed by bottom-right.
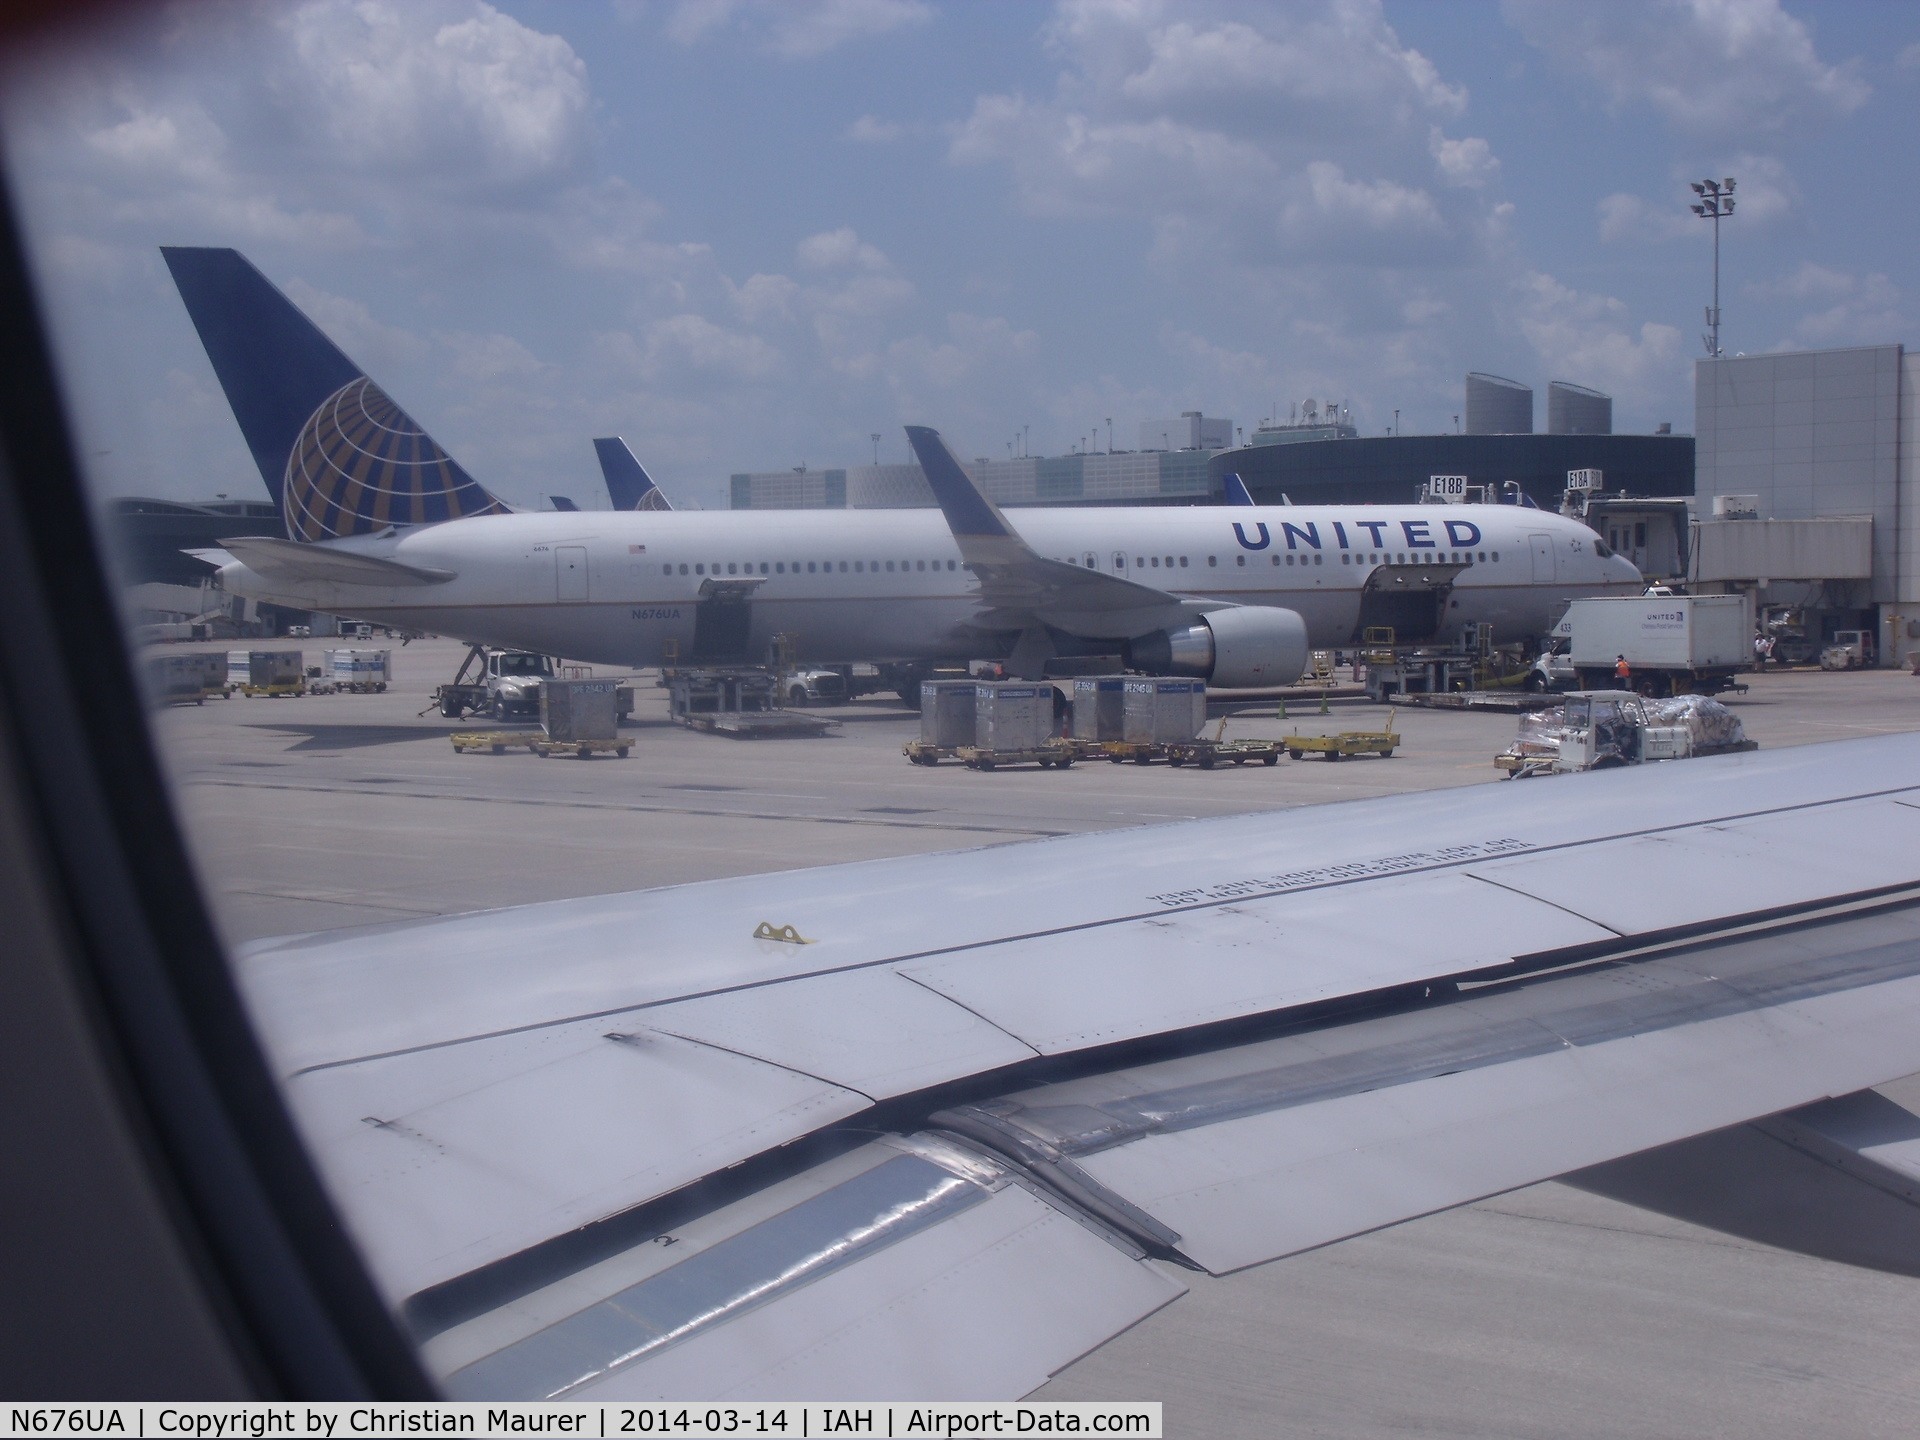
(1125, 605), (1310, 688)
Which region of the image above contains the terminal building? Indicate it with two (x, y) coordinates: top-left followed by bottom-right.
(1690, 343), (1917, 665)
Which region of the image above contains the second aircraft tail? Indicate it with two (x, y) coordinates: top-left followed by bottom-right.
(592, 437), (672, 511)
(162, 247), (509, 542)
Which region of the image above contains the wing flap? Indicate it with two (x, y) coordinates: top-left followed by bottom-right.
(219, 533), (455, 586)
(935, 902), (1920, 1274)
(429, 1138), (1184, 1401)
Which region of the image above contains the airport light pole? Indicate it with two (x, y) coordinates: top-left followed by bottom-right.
(870, 432), (881, 465)
(1691, 177), (1735, 358)
(1105, 417), (1112, 454)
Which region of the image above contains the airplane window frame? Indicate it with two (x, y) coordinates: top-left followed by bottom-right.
(0, 174), (432, 1398)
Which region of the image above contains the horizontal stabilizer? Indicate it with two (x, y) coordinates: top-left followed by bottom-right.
(217, 534), (455, 587)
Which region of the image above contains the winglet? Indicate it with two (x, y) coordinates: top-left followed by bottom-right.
(905, 425), (1016, 539)
(1222, 474), (1255, 506)
(593, 437), (672, 511)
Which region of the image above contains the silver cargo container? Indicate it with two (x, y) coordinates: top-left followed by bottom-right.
(974, 681), (1052, 751)
(325, 647), (392, 690)
(1123, 677), (1207, 744)
(230, 649), (303, 690)
(1072, 675), (1129, 741)
(542, 678), (620, 742)
(920, 679), (978, 748)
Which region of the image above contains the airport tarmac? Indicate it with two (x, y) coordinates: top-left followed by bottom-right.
(152, 639), (1920, 1436)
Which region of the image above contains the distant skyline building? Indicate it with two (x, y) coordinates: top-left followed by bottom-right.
(1465, 372), (1534, 434)
(1138, 411), (1233, 452)
(1547, 381), (1613, 435)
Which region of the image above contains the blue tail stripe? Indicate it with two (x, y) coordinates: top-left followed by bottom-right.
(1223, 473), (1256, 506)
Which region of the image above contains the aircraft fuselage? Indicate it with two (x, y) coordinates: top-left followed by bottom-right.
(213, 503), (1641, 668)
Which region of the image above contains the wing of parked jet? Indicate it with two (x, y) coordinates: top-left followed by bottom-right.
(906, 425), (1220, 638)
(215, 534), (455, 587)
(235, 735), (1920, 1401)
(593, 437), (672, 511)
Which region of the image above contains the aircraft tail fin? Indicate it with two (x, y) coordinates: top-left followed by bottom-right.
(1222, 474), (1255, 505)
(593, 437), (672, 511)
(161, 246), (509, 542)
(551, 495), (579, 512)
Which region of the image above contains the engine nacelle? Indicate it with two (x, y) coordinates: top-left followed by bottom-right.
(1125, 606), (1310, 688)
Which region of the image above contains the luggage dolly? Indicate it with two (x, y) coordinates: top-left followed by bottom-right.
(1166, 737), (1284, 769)
(450, 731), (631, 758)
(956, 741), (1078, 770)
(902, 740), (959, 767)
(1284, 708), (1400, 761)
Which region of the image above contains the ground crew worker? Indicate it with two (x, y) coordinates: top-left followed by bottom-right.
(1614, 653), (1630, 682)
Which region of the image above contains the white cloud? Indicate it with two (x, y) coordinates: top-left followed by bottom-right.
(1428, 128), (1498, 188)
(278, 0), (592, 192)
(1514, 270), (1685, 404)
(796, 227), (892, 273)
(643, 312), (784, 380)
(1750, 263), (1906, 348)
(846, 114), (906, 143)
(952, 1), (1494, 271)
(1503, 0), (1869, 137)
(664, 0), (932, 59)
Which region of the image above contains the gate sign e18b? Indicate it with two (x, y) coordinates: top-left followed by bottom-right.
(1425, 475), (1468, 503)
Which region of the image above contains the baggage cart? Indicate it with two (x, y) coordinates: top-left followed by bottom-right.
(449, 731), (631, 758)
(1071, 676), (1128, 742)
(1166, 737), (1285, 768)
(1285, 710), (1400, 760)
(956, 739), (1078, 770)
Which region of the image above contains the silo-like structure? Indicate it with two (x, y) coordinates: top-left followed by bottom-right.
(1547, 381), (1612, 435)
(1465, 372), (1533, 434)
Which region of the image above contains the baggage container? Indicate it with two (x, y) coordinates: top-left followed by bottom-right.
(1123, 677), (1206, 744)
(231, 649), (304, 694)
(1072, 676), (1128, 742)
(974, 682), (1052, 752)
(324, 647), (391, 690)
(541, 678), (620, 743)
(920, 679), (979, 748)
(146, 652), (225, 704)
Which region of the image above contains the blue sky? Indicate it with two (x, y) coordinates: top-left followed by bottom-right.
(5, 0), (1916, 510)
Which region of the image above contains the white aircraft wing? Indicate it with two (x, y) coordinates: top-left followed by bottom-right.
(236, 735), (1920, 1400)
(904, 425), (1222, 636)
(216, 533), (456, 587)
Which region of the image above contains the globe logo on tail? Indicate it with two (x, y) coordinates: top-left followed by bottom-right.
(283, 377), (507, 542)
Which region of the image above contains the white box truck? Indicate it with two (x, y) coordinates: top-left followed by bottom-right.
(1561, 594), (1751, 696)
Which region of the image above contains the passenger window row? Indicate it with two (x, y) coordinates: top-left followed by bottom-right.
(661, 560), (963, 576)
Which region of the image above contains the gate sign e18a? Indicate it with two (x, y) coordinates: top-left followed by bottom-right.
(1567, 468), (1604, 491)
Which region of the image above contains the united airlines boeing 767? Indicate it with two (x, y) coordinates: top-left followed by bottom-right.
(164, 247), (1641, 688)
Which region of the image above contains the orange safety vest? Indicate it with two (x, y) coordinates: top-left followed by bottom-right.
(1614, 658), (1630, 679)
